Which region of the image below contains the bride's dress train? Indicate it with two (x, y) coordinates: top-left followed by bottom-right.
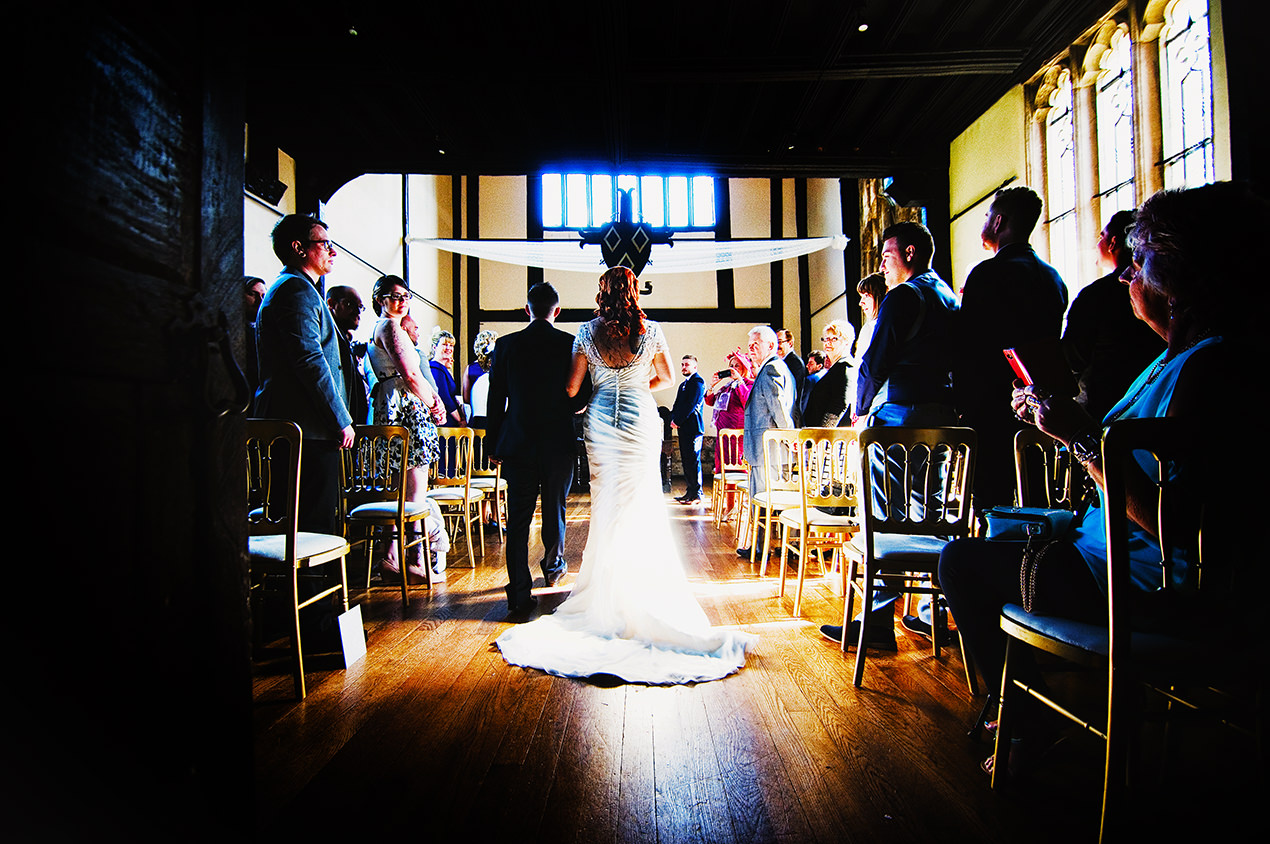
(496, 320), (756, 684)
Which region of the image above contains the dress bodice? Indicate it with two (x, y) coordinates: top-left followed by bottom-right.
(574, 319), (668, 389)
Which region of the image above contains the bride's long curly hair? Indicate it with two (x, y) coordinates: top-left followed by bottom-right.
(595, 266), (645, 353)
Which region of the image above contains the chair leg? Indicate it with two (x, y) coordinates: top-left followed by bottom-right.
(759, 509), (776, 576)
(842, 557), (859, 655)
(991, 637), (1017, 790)
(289, 570), (306, 700)
(397, 521), (413, 604)
(777, 523), (789, 599)
(851, 562), (873, 686)
(793, 533), (809, 619)
(959, 628), (980, 696)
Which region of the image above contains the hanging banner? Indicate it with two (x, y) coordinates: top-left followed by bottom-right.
(411, 236), (848, 276)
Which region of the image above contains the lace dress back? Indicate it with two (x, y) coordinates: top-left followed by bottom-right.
(496, 319), (755, 684)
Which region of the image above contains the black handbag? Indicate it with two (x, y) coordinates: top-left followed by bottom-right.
(983, 506), (1077, 614)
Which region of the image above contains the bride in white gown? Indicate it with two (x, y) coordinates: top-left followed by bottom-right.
(496, 267), (756, 684)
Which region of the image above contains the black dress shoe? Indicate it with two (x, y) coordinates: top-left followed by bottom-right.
(679, 497), (701, 505)
(505, 596), (539, 621)
(736, 547), (752, 558)
(819, 620), (897, 650)
(900, 605), (947, 640)
(545, 567), (568, 587)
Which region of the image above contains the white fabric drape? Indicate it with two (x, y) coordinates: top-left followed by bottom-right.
(410, 235), (848, 275)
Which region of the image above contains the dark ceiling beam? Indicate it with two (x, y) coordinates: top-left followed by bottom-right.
(634, 50), (1029, 83)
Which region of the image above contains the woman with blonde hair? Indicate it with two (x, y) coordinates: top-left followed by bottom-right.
(496, 267), (756, 683)
(802, 318), (856, 427)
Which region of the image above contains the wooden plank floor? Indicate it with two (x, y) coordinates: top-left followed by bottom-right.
(252, 491), (1257, 843)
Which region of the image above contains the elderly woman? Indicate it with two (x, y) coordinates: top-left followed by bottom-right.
(704, 351), (752, 473)
(802, 319), (856, 427)
(367, 275), (450, 581)
(429, 328), (465, 426)
(937, 182), (1259, 775)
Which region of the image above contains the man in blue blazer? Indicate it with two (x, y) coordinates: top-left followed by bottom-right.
(486, 283), (591, 617)
(670, 355), (706, 504)
(254, 214), (354, 534)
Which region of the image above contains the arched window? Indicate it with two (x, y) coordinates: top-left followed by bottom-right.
(1160, 0), (1216, 188)
(1096, 24), (1136, 214)
(1044, 68), (1079, 287)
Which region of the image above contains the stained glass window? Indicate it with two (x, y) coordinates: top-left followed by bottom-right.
(1096, 25), (1136, 215)
(1044, 69), (1079, 287)
(541, 173), (716, 230)
(1160, 0), (1215, 188)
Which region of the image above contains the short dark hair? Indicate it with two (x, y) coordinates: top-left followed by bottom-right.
(326, 284), (356, 305)
(807, 350), (827, 367)
(857, 271), (886, 302)
(371, 274), (407, 317)
(993, 186), (1044, 236)
(527, 282), (560, 318)
(1104, 208), (1137, 263)
(880, 221), (934, 267)
(271, 214), (326, 266)
(682, 355), (697, 362)
(244, 276), (265, 292)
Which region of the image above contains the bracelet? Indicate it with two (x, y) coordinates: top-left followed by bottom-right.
(1069, 429), (1101, 468)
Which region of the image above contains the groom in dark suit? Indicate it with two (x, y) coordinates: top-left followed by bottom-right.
(487, 283), (590, 617)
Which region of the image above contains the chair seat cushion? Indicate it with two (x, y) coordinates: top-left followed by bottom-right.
(348, 500), (430, 520)
(1001, 602), (1210, 666)
(752, 490), (801, 509)
(426, 488), (484, 502)
(1002, 602), (1109, 656)
(718, 471), (748, 484)
(249, 532), (349, 565)
(846, 533), (946, 567)
(470, 477), (507, 490)
(779, 508), (857, 530)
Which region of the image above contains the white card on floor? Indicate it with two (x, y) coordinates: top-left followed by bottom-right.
(338, 604), (367, 668)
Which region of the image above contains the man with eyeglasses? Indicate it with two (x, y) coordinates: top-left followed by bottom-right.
(326, 284), (370, 425)
(255, 214), (355, 534)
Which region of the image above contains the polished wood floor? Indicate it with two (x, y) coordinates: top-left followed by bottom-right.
(252, 491), (1256, 843)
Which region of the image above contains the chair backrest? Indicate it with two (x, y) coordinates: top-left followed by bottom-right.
(470, 427), (497, 480)
(246, 418), (302, 553)
(717, 428), (746, 473)
(1014, 427), (1077, 509)
(856, 426), (977, 542)
(432, 426), (475, 487)
(342, 424), (410, 517)
(1102, 417), (1217, 622)
(797, 427), (859, 516)
(760, 428), (802, 493)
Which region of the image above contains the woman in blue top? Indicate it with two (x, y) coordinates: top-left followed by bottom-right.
(938, 182), (1261, 774)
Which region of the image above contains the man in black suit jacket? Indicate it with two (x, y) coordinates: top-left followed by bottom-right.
(487, 283), (590, 616)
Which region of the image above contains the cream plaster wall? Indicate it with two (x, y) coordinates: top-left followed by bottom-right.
(806, 177), (848, 337)
(948, 85), (1029, 294)
(730, 178), (772, 309)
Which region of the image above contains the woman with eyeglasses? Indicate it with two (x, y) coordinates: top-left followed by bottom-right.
(802, 319), (856, 427)
(368, 275), (449, 581)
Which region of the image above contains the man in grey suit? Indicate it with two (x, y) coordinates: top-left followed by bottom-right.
(254, 214), (354, 534)
(737, 325), (795, 556)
